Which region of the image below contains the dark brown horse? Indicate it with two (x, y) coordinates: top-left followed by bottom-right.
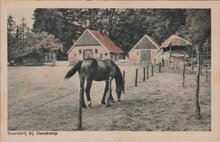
(65, 58), (124, 108)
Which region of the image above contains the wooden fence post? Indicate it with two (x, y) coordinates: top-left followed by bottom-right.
(135, 68), (138, 87)
(200, 65), (203, 76)
(191, 49), (194, 72)
(143, 67), (146, 82)
(159, 62), (161, 73)
(77, 88), (83, 130)
(195, 47), (202, 119)
(205, 66), (208, 83)
(147, 65), (149, 79)
(182, 64), (186, 87)
(151, 63), (154, 76)
(123, 70), (125, 93)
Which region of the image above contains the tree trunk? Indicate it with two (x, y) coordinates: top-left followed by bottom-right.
(195, 46), (202, 119)
(191, 48), (194, 72)
(205, 66), (208, 83)
(200, 49), (204, 76)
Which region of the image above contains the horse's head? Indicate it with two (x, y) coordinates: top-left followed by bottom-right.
(115, 79), (124, 101)
(114, 63), (124, 102)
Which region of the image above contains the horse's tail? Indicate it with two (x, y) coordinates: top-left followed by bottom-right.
(65, 61), (82, 79)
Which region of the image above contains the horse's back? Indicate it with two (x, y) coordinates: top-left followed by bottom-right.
(80, 58), (112, 81)
(82, 58), (98, 68)
(81, 58), (121, 81)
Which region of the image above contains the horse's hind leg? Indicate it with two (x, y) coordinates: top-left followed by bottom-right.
(106, 77), (113, 107)
(85, 80), (93, 107)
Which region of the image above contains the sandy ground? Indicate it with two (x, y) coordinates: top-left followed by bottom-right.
(8, 64), (211, 131)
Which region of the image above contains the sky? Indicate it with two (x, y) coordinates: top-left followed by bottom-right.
(7, 8), (35, 29)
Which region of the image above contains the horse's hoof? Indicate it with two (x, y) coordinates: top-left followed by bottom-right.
(88, 103), (93, 108)
(110, 99), (115, 103)
(101, 101), (106, 105)
(106, 104), (110, 107)
(82, 105), (87, 108)
(117, 99), (121, 102)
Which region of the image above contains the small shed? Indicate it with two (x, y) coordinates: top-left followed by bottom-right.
(67, 29), (124, 63)
(14, 47), (57, 66)
(160, 35), (192, 67)
(128, 35), (160, 64)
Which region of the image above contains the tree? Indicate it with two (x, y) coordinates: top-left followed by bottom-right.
(32, 9), (189, 56)
(186, 9), (211, 119)
(15, 32), (63, 58)
(7, 15), (16, 65)
(14, 17), (31, 57)
(7, 15), (63, 65)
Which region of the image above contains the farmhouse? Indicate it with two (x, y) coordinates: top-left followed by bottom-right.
(128, 35), (160, 64)
(67, 29), (124, 63)
(160, 35), (192, 67)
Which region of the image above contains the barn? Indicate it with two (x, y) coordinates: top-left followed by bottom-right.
(128, 35), (160, 64)
(67, 29), (124, 64)
(160, 35), (192, 67)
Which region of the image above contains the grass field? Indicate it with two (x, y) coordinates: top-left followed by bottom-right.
(8, 63), (211, 131)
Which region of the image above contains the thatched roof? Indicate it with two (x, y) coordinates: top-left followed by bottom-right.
(161, 35), (192, 48)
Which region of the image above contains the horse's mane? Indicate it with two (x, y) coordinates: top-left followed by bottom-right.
(111, 61), (123, 84)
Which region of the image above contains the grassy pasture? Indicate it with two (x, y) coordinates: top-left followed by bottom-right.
(8, 64), (211, 131)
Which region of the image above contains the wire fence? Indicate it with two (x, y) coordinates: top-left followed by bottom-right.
(8, 89), (77, 118)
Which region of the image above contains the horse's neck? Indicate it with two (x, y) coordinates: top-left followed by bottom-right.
(115, 70), (122, 86)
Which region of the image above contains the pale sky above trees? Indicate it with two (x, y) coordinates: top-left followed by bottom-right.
(7, 8), (35, 29)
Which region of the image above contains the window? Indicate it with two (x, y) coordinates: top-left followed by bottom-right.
(137, 52), (139, 55)
(79, 49), (82, 54)
(95, 49), (98, 54)
(100, 53), (103, 59)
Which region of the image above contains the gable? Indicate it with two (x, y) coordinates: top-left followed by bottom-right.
(135, 36), (158, 50)
(75, 30), (100, 46)
(68, 29), (123, 54)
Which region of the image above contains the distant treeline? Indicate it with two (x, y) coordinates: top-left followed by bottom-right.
(8, 9), (211, 62)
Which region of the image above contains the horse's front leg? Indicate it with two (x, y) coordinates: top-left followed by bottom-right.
(101, 80), (109, 105)
(85, 80), (93, 107)
(102, 79), (115, 105)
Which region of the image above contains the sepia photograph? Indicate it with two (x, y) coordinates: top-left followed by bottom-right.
(1, 0), (220, 141)
(7, 7), (211, 131)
